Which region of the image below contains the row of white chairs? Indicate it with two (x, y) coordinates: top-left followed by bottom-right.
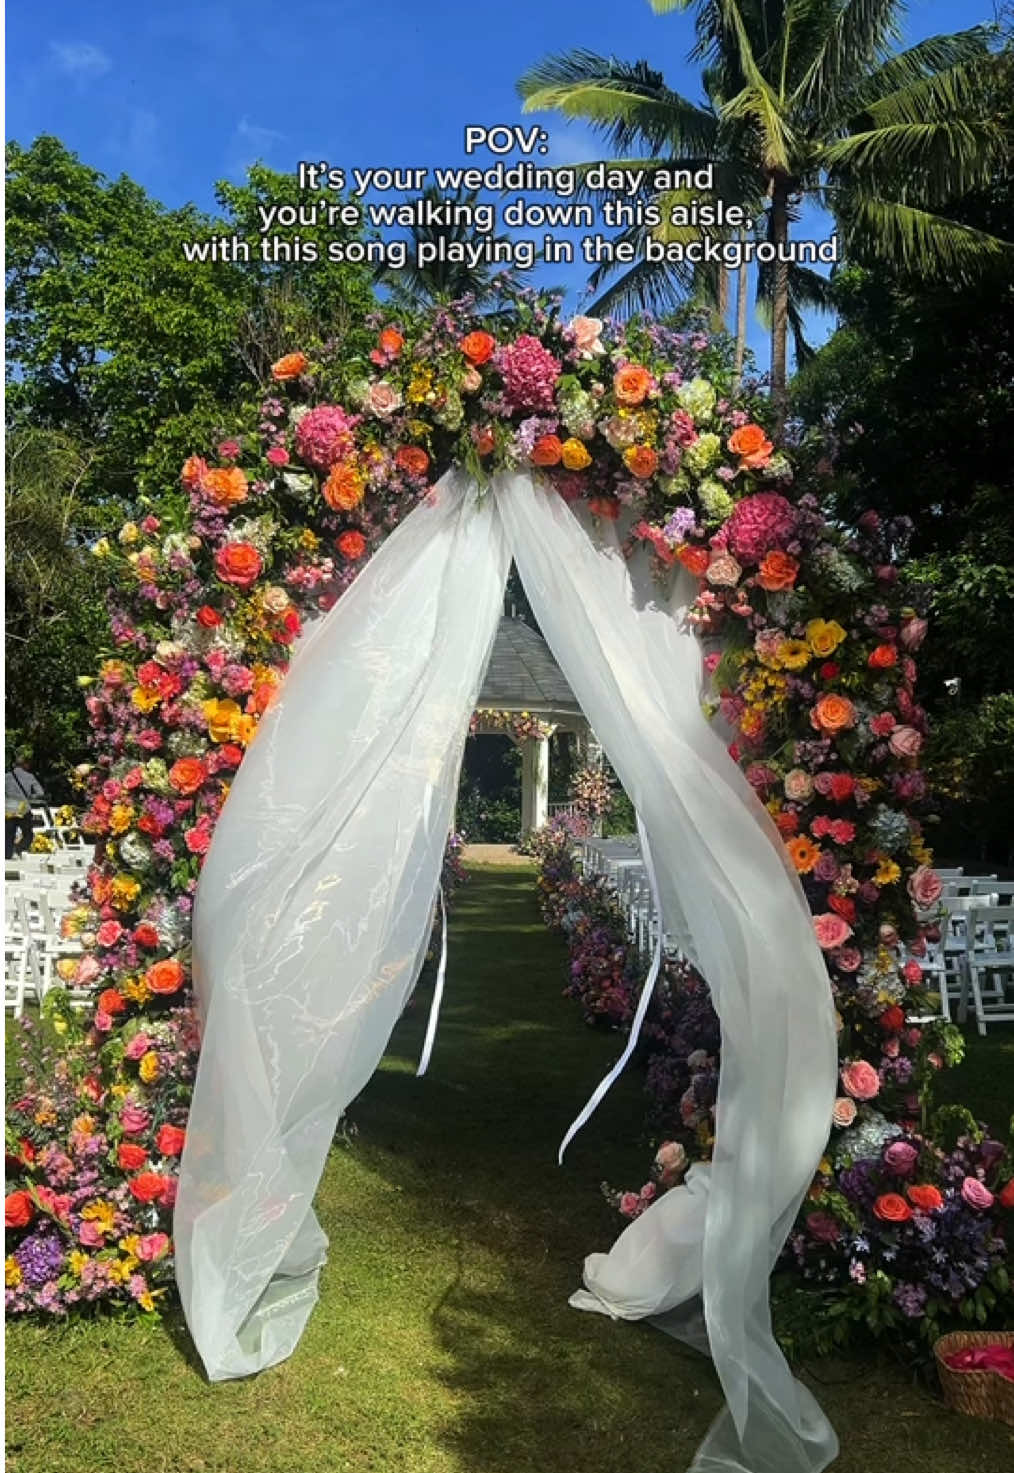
(4, 875), (90, 1019)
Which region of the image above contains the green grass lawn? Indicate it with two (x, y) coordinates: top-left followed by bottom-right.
(6, 865), (1014, 1472)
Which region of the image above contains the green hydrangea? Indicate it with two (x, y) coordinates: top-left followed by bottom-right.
(435, 389), (464, 431)
(676, 377), (716, 422)
(557, 383), (596, 437)
(683, 432), (722, 475)
(142, 758), (172, 795)
(697, 477), (735, 522)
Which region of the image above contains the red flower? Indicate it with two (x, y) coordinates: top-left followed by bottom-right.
(828, 895), (857, 924)
(5, 1190), (35, 1229)
(132, 923), (160, 948)
(819, 662), (839, 681)
(117, 1143), (148, 1171)
(196, 605), (223, 628)
(829, 774), (855, 803)
(998, 1179), (1014, 1209)
(168, 757), (207, 796)
(868, 644), (898, 669)
(128, 1172), (168, 1204)
(97, 988), (127, 1016)
(145, 959), (185, 995)
(337, 531), (367, 561)
(873, 1193), (912, 1223)
(907, 1184), (944, 1211)
(219, 744), (244, 768)
(879, 1005), (906, 1033)
(156, 1124), (186, 1157)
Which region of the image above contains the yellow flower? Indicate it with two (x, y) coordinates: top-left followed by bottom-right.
(5, 1257), (22, 1287)
(138, 1291), (157, 1312)
(777, 639), (812, 670)
(118, 521), (140, 545)
(139, 1051), (160, 1084)
(109, 802), (135, 835)
(80, 1199), (116, 1234)
(874, 858), (902, 886)
(91, 537), (112, 558)
(561, 438), (592, 471)
(806, 619), (848, 657)
(122, 976), (151, 1006)
(203, 697), (244, 744)
(111, 875), (141, 909)
(108, 1259), (132, 1285)
(68, 1251), (89, 1278)
(406, 368), (433, 404)
(72, 1113), (96, 1137)
(818, 1156), (833, 1177)
(131, 686), (161, 713)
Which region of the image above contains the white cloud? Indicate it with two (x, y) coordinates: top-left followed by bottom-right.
(227, 118), (287, 177)
(49, 41), (112, 81)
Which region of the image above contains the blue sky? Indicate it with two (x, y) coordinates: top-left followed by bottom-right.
(7, 1), (990, 365)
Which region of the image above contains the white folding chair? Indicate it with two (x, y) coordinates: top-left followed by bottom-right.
(965, 907), (1014, 1035)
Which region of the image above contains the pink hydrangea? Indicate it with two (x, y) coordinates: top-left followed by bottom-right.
(294, 404), (361, 473)
(725, 493), (797, 564)
(495, 334), (562, 411)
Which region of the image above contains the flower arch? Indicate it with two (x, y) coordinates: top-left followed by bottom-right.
(6, 288), (959, 1343)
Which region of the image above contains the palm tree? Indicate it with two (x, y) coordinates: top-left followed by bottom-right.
(519, 2), (1010, 429)
(372, 185), (511, 310)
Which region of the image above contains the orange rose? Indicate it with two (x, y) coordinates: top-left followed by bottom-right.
(337, 530), (367, 561)
(378, 328), (404, 357)
(811, 693), (857, 734)
(128, 1172), (168, 1204)
(180, 455), (208, 489)
(117, 1143), (148, 1171)
(757, 550), (799, 591)
(729, 423), (774, 468)
(202, 467), (248, 507)
(214, 542), (263, 589)
(775, 809), (799, 837)
(677, 545), (710, 578)
(588, 497), (620, 521)
(868, 644), (898, 669)
(394, 445), (430, 476)
(475, 428), (495, 456)
(145, 959), (185, 996)
(460, 331), (496, 365)
(531, 435), (563, 466)
(613, 364), (652, 406)
(247, 682), (277, 717)
(907, 1184), (943, 1211)
(5, 1190), (35, 1229)
(156, 1124), (186, 1156)
(168, 757), (206, 795)
(323, 463), (366, 512)
(786, 836), (821, 874)
(623, 445), (659, 479)
(97, 988), (127, 1016)
(271, 352), (309, 381)
(873, 1193), (912, 1223)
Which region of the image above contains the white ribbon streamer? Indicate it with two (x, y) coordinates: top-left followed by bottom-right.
(557, 816), (663, 1164)
(416, 886), (448, 1078)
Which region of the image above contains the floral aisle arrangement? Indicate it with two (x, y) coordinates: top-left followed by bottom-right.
(6, 282), (1009, 1330)
(469, 709), (558, 743)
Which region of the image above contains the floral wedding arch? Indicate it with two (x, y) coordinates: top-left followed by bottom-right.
(6, 290), (957, 1473)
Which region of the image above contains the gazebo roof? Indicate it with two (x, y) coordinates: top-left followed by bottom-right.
(477, 616), (581, 715)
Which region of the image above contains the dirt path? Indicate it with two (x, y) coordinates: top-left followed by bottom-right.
(461, 842), (534, 866)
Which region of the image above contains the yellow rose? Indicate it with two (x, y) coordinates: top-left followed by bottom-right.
(203, 698), (243, 743)
(139, 1052), (160, 1084)
(561, 438), (592, 471)
(806, 619), (847, 657)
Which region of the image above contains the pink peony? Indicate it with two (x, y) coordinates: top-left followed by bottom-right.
(75, 955), (101, 987)
(961, 1177), (995, 1211)
(495, 335), (562, 411)
(266, 446), (289, 467)
(136, 1232), (171, 1262)
(294, 403), (361, 472)
(619, 1191), (644, 1219)
(124, 1033), (152, 1061)
(832, 1097), (858, 1128)
(814, 913), (853, 950)
(95, 920), (124, 948)
(835, 946), (863, 973)
(841, 1060), (880, 1100)
(907, 865), (943, 910)
(889, 725), (923, 759)
(725, 493), (797, 565)
(120, 1100), (151, 1135)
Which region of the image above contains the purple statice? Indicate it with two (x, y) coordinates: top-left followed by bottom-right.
(512, 416), (559, 457)
(15, 1227), (67, 1288)
(662, 506), (697, 542)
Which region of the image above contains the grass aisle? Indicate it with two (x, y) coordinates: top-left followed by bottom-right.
(6, 865), (1013, 1472)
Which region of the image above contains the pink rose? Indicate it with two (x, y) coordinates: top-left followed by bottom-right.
(888, 725), (923, 759)
(841, 1060), (880, 1101)
(961, 1177), (995, 1211)
(654, 1140), (688, 1186)
(907, 865), (943, 910)
(832, 1097), (857, 1128)
(461, 366), (482, 393)
(96, 920), (124, 948)
(784, 768), (814, 802)
(835, 946), (863, 973)
(706, 551), (743, 588)
(366, 380), (402, 418)
(569, 315), (605, 359)
(94, 1011), (113, 1034)
(903, 960), (923, 985)
(75, 955), (101, 986)
(124, 1033), (152, 1061)
(883, 1037), (900, 1058)
(77, 1220), (105, 1247)
(899, 616), (928, 652)
(814, 913), (854, 950)
(639, 1181), (657, 1203)
(619, 1191), (644, 1219)
(120, 1100), (151, 1135)
(266, 446), (289, 467)
(136, 1231), (171, 1262)
(884, 1140), (919, 1176)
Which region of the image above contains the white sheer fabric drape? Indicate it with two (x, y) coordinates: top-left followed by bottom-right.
(498, 472), (839, 1473)
(174, 469), (510, 1381)
(176, 467), (838, 1472)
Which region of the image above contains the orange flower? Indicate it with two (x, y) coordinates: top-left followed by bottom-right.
(180, 455), (208, 489)
(588, 497), (621, 520)
(337, 530), (367, 561)
(97, 988), (127, 1016)
(475, 428), (495, 456)
(811, 693), (857, 735)
(868, 643), (898, 669)
(623, 445), (659, 479)
(168, 757), (206, 795)
(873, 1193), (912, 1223)
(677, 545), (710, 577)
(757, 550), (799, 591)
(530, 435), (563, 466)
(613, 364), (652, 406)
(739, 708), (766, 741)
(323, 463), (366, 512)
(156, 1124), (186, 1156)
(906, 1184), (943, 1211)
(394, 445), (430, 476)
(460, 331), (496, 365)
(5, 1190), (35, 1229)
(214, 542), (262, 589)
(786, 836), (821, 873)
(774, 809), (799, 837)
(202, 467), (248, 508)
(128, 1172), (168, 1204)
(378, 328), (404, 356)
(271, 352), (309, 381)
(729, 423), (774, 468)
(145, 959), (185, 996)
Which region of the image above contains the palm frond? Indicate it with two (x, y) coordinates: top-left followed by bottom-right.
(793, 0), (905, 110)
(839, 27), (996, 115)
(585, 252), (698, 317)
(840, 195), (1014, 280)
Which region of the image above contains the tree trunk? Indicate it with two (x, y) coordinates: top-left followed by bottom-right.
(717, 264), (729, 330)
(733, 231), (748, 391)
(770, 177), (790, 435)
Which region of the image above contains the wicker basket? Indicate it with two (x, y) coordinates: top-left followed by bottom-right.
(934, 1330), (1014, 1427)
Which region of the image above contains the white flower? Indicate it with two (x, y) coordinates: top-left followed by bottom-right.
(568, 314), (605, 359)
(676, 377), (716, 422)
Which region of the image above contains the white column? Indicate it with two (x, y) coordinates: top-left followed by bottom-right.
(521, 735), (550, 833)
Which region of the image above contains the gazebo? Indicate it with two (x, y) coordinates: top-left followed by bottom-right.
(471, 614), (592, 832)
